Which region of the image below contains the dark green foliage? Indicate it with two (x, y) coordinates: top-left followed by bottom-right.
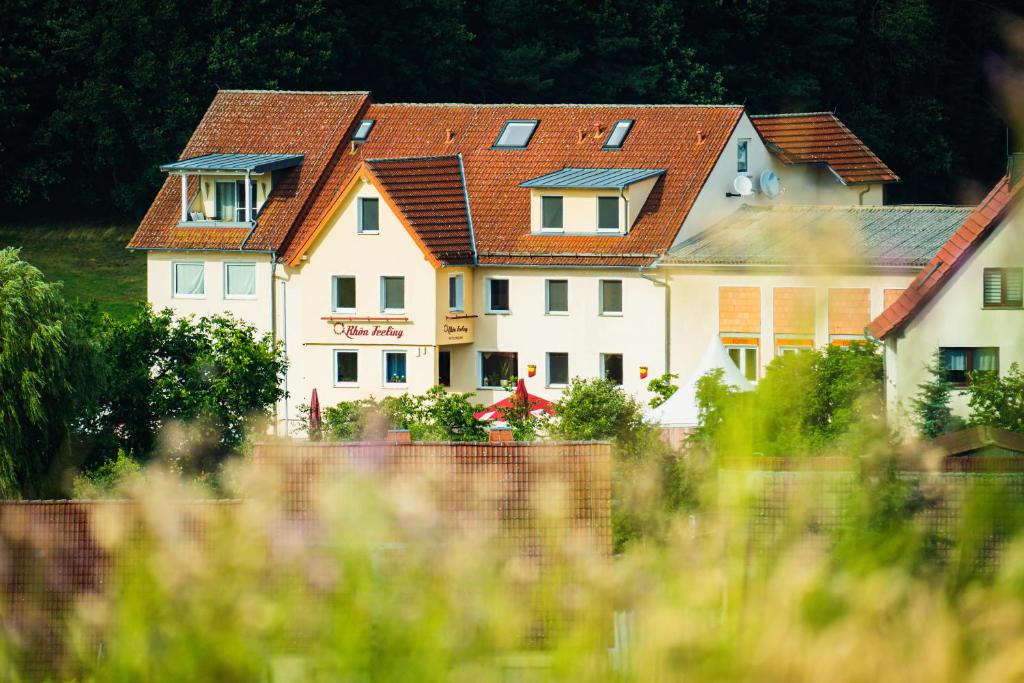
(966, 363), (1024, 433)
(695, 342), (887, 456)
(0, 0), (1013, 218)
(551, 377), (647, 447)
(911, 349), (959, 439)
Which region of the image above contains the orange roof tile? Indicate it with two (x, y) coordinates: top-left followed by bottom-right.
(129, 90), (370, 252)
(867, 176), (1018, 339)
(751, 112), (898, 185)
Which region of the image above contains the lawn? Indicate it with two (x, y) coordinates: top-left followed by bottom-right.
(0, 222), (145, 320)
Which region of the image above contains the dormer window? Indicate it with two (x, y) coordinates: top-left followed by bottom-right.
(493, 120), (539, 149)
(521, 167), (664, 234)
(597, 197), (619, 231)
(603, 119), (634, 149)
(353, 119), (375, 143)
(541, 196), (563, 231)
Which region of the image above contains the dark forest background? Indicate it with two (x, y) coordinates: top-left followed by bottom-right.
(2, 0), (1022, 219)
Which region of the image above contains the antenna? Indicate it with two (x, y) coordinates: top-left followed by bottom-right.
(759, 170), (781, 198)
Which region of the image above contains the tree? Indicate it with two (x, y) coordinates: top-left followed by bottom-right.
(967, 363), (1024, 434)
(0, 248), (104, 496)
(552, 378), (647, 450)
(910, 349), (958, 439)
(647, 373), (679, 408)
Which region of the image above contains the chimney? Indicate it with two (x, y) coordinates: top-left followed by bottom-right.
(488, 426), (513, 443)
(578, 129), (587, 143)
(445, 128), (456, 144)
(386, 429), (412, 444)
(1010, 152), (1024, 188)
(593, 122), (604, 137)
(695, 130), (707, 146)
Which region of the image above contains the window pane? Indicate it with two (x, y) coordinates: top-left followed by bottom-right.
(597, 197), (619, 230)
(489, 279), (509, 311)
(737, 139), (749, 173)
(984, 269), (1004, 305)
(174, 263), (204, 296)
(548, 352), (569, 385)
(449, 275), (463, 311)
(354, 119), (374, 141)
(360, 198), (379, 231)
(603, 354), (624, 385)
(385, 352), (407, 384)
(438, 351), (451, 387)
(601, 280), (622, 314)
(975, 348), (998, 372)
(541, 196), (563, 229)
(481, 351), (517, 388)
(728, 347), (741, 368)
(604, 120), (633, 148)
(943, 348), (967, 371)
(336, 351), (358, 383)
(547, 280), (568, 313)
(216, 182), (236, 220)
(1007, 269), (1023, 305)
(744, 348), (758, 382)
(225, 263), (255, 297)
(383, 276), (404, 311)
(495, 121), (537, 148)
(335, 276), (356, 310)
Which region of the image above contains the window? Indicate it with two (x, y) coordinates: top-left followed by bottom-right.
(983, 268), (1023, 308)
(597, 197), (619, 231)
(541, 196), (563, 231)
(737, 139), (749, 173)
(359, 197), (380, 233)
(448, 274), (464, 312)
(334, 350), (359, 385)
(493, 120), (539, 149)
(381, 276), (405, 313)
(234, 180), (256, 221)
(353, 119), (375, 142)
(602, 353), (624, 385)
(547, 352), (569, 386)
(383, 351), (408, 386)
(333, 276), (356, 312)
(778, 346), (811, 357)
(600, 279), (623, 315)
(215, 181), (236, 221)
(603, 119), (634, 149)
(487, 278), (510, 313)
(224, 263), (256, 298)
(480, 351), (518, 389)
(546, 279), (568, 314)
(941, 347), (999, 386)
(173, 262), (205, 297)
(438, 351), (451, 387)
(727, 345), (758, 382)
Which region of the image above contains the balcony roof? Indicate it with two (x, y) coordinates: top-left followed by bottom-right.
(160, 152), (304, 174)
(520, 167), (665, 190)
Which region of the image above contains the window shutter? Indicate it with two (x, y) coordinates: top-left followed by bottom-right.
(984, 269), (1004, 305)
(1006, 269), (1023, 305)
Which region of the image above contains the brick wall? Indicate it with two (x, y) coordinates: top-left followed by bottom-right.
(718, 286), (760, 334)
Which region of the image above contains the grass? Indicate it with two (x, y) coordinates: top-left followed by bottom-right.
(0, 222), (145, 319)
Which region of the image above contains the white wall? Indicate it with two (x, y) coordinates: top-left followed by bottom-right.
(887, 205), (1024, 435)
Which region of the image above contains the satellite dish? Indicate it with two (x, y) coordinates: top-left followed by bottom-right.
(733, 175), (754, 196)
(759, 170), (781, 198)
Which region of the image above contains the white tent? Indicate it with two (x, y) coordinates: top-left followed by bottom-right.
(645, 337), (754, 428)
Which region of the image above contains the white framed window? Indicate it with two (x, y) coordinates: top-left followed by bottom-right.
(383, 350), (408, 387)
(358, 197), (380, 233)
(547, 352), (569, 387)
(224, 263), (256, 299)
(333, 276), (356, 313)
(353, 119), (375, 142)
(541, 196), (563, 231)
(172, 262), (205, 298)
(727, 345), (759, 382)
(487, 278), (510, 313)
(597, 196), (619, 231)
(599, 279), (623, 315)
(545, 279), (568, 314)
(448, 274), (464, 312)
(602, 119), (634, 150)
(737, 138), (750, 174)
(334, 349), (359, 386)
(380, 276), (405, 313)
(601, 353), (624, 385)
(479, 351), (518, 389)
(493, 120), (539, 149)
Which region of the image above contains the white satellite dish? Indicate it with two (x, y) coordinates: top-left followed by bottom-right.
(759, 170), (781, 198)
(733, 175), (754, 196)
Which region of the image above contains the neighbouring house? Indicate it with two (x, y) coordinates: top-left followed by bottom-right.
(130, 90), (964, 435)
(867, 173), (1024, 436)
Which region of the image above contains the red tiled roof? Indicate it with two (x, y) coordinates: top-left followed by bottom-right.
(867, 176), (1017, 339)
(751, 112), (898, 185)
(128, 90), (370, 251)
(364, 155), (474, 265)
(282, 103), (743, 267)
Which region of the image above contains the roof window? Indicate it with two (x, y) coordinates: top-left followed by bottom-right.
(603, 120), (634, 149)
(493, 120), (538, 149)
(353, 119), (375, 142)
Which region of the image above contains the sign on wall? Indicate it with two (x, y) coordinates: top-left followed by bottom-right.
(438, 315), (475, 345)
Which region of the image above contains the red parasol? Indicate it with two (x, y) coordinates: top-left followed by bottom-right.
(309, 388), (322, 441)
(474, 378), (556, 423)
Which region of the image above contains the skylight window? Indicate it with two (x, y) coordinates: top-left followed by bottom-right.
(603, 119), (634, 149)
(353, 119), (375, 142)
(493, 120), (539, 149)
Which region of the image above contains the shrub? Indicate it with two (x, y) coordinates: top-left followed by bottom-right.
(72, 450), (142, 498)
(967, 362), (1024, 433)
(647, 372), (679, 408)
(551, 377), (647, 449)
(911, 349), (960, 438)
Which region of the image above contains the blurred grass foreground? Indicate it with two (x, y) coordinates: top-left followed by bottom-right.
(6, 439), (1024, 681)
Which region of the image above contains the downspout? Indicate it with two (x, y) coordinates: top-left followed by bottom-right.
(270, 257), (278, 435)
(857, 184), (871, 205)
(281, 278), (289, 436)
(239, 170), (258, 250)
(620, 187), (629, 234)
(638, 263), (670, 375)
